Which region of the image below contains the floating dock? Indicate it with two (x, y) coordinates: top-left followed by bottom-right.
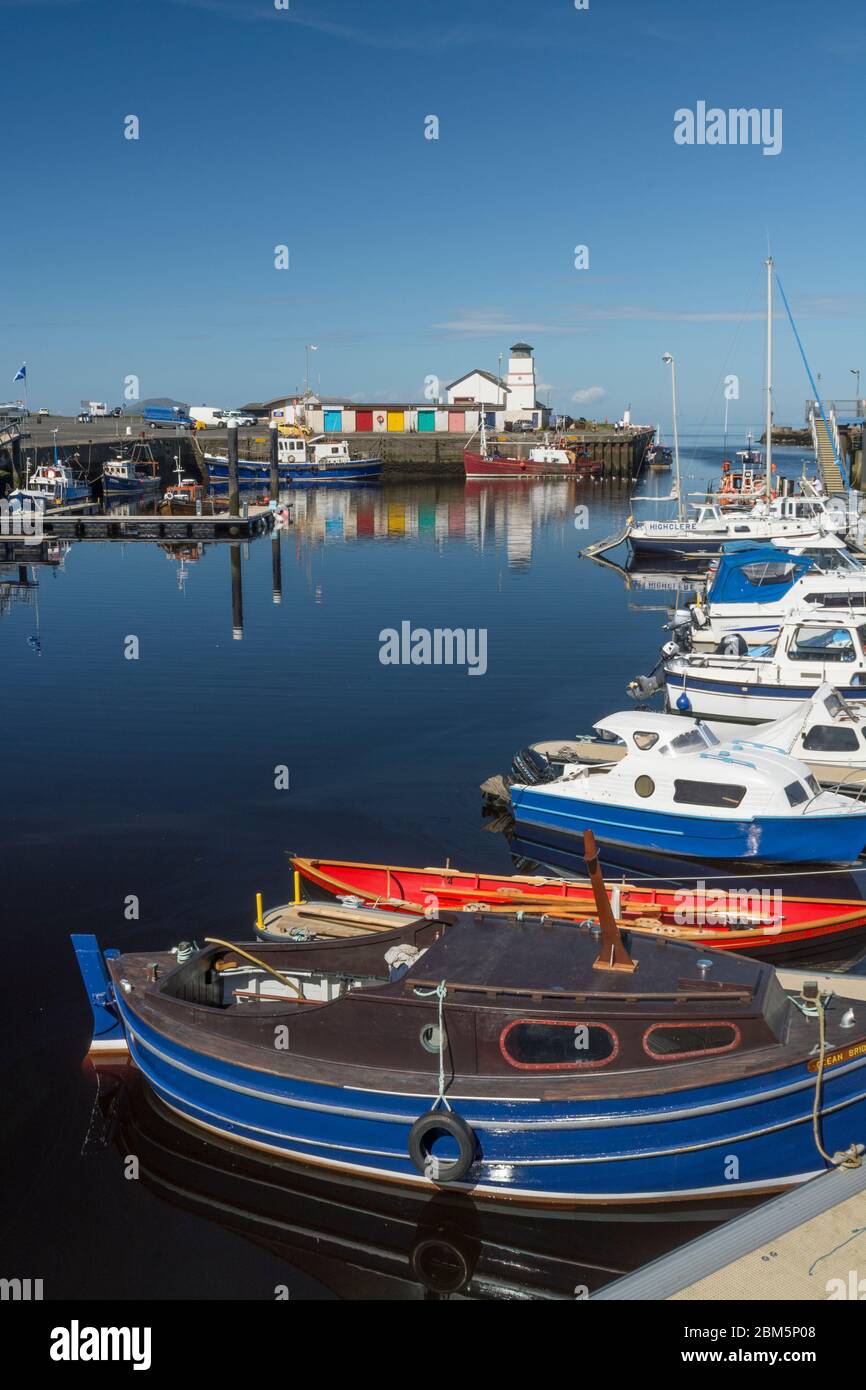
(31, 502), (275, 542)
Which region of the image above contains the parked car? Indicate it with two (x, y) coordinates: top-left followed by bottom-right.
(109, 406), (123, 417)
(514, 419), (536, 433)
(37, 408), (50, 418)
(224, 412), (255, 428)
(77, 411), (93, 424)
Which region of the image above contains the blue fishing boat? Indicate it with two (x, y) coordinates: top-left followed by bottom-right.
(102, 444), (161, 497)
(206, 435), (382, 490)
(70, 837), (866, 1204)
(509, 711), (866, 867)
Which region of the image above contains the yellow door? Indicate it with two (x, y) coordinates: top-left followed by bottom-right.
(387, 411), (404, 432)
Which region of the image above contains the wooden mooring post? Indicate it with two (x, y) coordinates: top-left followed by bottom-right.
(227, 424), (240, 516)
(269, 426), (279, 501)
(230, 544), (244, 640)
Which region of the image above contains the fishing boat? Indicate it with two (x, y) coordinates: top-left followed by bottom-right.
(102, 443), (160, 497)
(8, 459), (90, 508)
(464, 419), (596, 480)
(285, 853), (866, 964)
(671, 545), (866, 652)
(505, 685), (866, 800)
(710, 454), (769, 510)
(663, 610), (866, 723)
(206, 435), (382, 489)
(508, 711), (866, 867)
(70, 835), (866, 1204)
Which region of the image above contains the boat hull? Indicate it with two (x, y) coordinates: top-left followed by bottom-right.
(113, 989), (866, 1204)
(664, 669), (866, 723)
(509, 785), (866, 866)
(206, 457), (382, 487)
(464, 451), (589, 480)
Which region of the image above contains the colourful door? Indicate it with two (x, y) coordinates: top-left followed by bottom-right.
(324, 410), (342, 433)
(355, 411), (373, 432)
(448, 412), (465, 432)
(387, 411), (404, 432)
(417, 410), (435, 432)
(485, 412), (496, 429)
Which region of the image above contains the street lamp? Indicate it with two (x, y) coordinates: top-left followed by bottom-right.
(662, 353), (683, 521)
(305, 344), (318, 397)
(851, 368), (860, 412)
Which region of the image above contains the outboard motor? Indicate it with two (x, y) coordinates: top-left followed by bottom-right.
(628, 672), (662, 701)
(716, 632), (749, 656)
(511, 746), (557, 786)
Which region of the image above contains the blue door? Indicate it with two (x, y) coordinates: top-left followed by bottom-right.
(485, 412), (496, 428)
(324, 410), (342, 433)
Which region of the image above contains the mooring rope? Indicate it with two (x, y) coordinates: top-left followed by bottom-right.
(413, 979), (452, 1111)
(810, 993), (862, 1170)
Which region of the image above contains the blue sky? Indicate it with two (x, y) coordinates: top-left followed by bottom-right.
(2, 0), (864, 430)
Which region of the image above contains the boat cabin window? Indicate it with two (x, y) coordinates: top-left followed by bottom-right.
(643, 1022), (741, 1060)
(634, 775), (655, 798)
(633, 731), (659, 750)
(741, 562), (798, 587)
(789, 625), (858, 662)
(784, 780), (811, 807)
(802, 724), (860, 753)
(661, 727), (719, 756)
(500, 1020), (618, 1070)
(806, 591), (866, 608)
(672, 779), (746, 808)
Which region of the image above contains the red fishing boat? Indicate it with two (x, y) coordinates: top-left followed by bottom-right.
(464, 419), (599, 480)
(288, 856), (866, 964)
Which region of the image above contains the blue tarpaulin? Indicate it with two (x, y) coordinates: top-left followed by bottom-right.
(707, 546), (813, 604)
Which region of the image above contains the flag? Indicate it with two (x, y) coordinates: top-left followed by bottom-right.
(13, 363), (26, 382)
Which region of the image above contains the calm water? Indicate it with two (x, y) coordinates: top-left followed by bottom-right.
(2, 443), (850, 1299)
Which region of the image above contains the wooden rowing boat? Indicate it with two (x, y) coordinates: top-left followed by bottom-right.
(289, 856), (866, 965)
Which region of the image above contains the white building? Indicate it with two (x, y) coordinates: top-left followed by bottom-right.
(446, 343), (549, 426)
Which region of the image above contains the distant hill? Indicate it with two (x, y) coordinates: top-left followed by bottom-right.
(125, 397), (189, 414)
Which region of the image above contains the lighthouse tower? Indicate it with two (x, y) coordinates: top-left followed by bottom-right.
(505, 342), (537, 415)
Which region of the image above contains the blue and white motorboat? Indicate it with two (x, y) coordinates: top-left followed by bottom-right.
(102, 444), (161, 497)
(8, 460), (90, 508)
(674, 545), (866, 652)
(206, 435), (382, 490)
(627, 495), (845, 560)
(663, 610), (866, 723)
(509, 710), (866, 866)
(70, 851), (866, 1206)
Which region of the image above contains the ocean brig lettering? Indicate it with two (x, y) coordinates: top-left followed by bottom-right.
(50, 1321), (152, 1371)
(674, 102), (782, 156)
(379, 621), (487, 676)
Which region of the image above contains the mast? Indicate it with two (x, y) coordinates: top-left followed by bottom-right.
(766, 256), (774, 491)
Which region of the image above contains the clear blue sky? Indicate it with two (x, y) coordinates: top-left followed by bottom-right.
(3, 0), (864, 430)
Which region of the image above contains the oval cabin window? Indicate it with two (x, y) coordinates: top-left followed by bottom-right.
(500, 1020), (618, 1070)
(635, 775), (655, 798)
(643, 1022), (741, 1060)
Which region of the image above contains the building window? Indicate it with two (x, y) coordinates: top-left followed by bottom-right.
(643, 1022), (741, 1060)
(499, 1019), (618, 1070)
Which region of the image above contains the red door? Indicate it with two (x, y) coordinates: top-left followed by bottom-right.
(355, 411), (373, 432)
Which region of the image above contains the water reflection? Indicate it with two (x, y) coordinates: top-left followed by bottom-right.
(91, 1061), (759, 1301)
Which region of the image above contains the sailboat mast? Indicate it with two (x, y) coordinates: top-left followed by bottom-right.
(766, 256), (773, 489)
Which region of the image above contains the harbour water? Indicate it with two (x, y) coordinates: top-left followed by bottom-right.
(4, 441), (859, 1299)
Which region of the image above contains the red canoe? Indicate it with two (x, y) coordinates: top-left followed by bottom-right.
(291, 857), (866, 964)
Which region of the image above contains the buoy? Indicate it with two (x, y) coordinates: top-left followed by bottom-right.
(676, 692), (691, 711)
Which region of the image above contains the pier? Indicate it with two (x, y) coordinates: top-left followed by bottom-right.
(23, 501), (275, 542)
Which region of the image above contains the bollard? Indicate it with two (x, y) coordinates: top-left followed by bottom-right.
(227, 422), (240, 517)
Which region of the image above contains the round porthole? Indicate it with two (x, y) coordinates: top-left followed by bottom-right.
(635, 775), (655, 798)
(420, 1024), (446, 1053)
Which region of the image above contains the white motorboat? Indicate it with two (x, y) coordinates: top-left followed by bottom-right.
(508, 709), (866, 867)
(660, 609), (866, 722)
(673, 545), (866, 651)
(8, 460), (90, 508)
(514, 684), (866, 794)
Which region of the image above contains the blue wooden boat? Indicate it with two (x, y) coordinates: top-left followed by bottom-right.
(510, 711), (866, 867)
(70, 836), (866, 1205)
(206, 436), (382, 490)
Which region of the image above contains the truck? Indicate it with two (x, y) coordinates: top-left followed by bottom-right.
(80, 400), (108, 419)
(143, 405), (192, 431)
(189, 406), (228, 429)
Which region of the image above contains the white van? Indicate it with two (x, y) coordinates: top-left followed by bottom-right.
(189, 406), (228, 429)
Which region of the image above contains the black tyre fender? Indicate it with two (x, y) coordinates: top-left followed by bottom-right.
(408, 1110), (477, 1184)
